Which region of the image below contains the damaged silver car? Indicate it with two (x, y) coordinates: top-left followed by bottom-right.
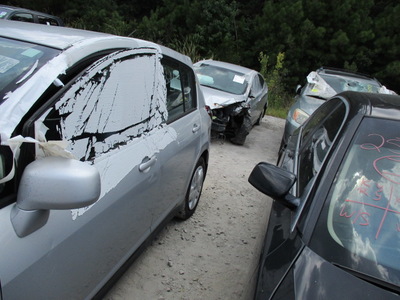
(0, 20), (210, 299)
(194, 60), (268, 145)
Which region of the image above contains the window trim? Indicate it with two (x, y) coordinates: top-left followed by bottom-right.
(162, 56), (197, 124)
(292, 98), (350, 234)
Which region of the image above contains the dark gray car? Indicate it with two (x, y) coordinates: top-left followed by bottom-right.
(250, 91), (400, 299)
(0, 20), (210, 299)
(0, 5), (63, 26)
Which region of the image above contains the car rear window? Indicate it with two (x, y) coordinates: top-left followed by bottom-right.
(311, 116), (400, 287)
(0, 37), (60, 103)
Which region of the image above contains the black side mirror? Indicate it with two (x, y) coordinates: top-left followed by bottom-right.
(248, 162), (299, 209)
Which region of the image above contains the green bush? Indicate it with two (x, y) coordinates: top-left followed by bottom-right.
(259, 51), (293, 117)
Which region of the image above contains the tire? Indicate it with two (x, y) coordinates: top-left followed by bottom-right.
(176, 157), (206, 220)
(255, 105), (266, 126)
(230, 115), (252, 145)
(255, 111), (263, 126)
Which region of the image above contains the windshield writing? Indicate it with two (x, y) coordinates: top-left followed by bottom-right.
(312, 117), (400, 287)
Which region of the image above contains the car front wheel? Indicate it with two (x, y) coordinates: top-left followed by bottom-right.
(176, 157), (206, 220)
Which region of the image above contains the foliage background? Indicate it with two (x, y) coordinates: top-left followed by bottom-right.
(4, 0), (400, 108)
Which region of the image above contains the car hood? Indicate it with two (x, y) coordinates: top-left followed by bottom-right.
(297, 94), (326, 116)
(200, 85), (247, 110)
(292, 247), (399, 299)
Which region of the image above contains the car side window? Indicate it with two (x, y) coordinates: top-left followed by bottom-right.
(297, 99), (346, 195)
(251, 74), (263, 95)
(258, 74), (265, 88)
(33, 49), (166, 162)
(10, 13), (34, 23)
(38, 15), (59, 26)
(162, 58), (196, 123)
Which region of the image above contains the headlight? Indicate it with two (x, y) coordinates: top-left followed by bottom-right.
(292, 108), (309, 125)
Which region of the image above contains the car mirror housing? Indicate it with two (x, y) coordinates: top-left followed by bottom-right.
(16, 156), (100, 210)
(11, 156), (101, 237)
(248, 162), (299, 209)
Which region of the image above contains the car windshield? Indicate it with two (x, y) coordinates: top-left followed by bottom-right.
(194, 64), (248, 95)
(0, 37), (60, 104)
(311, 116), (400, 288)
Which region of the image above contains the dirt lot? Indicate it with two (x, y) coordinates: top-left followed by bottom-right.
(104, 116), (285, 300)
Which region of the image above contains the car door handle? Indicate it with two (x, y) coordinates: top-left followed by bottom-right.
(192, 123), (200, 133)
(139, 156), (157, 172)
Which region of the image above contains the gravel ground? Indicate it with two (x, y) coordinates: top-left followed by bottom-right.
(104, 115), (285, 300)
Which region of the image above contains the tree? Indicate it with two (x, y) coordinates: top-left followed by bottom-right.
(4, 0), (400, 93)
(371, 1), (400, 92)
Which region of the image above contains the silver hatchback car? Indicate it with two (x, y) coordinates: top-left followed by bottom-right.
(0, 20), (210, 299)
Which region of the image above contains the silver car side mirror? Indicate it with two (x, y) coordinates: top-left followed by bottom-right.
(11, 157), (101, 237)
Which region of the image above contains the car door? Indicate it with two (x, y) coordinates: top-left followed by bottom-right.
(0, 48), (169, 299)
(248, 73), (267, 124)
(149, 57), (204, 227)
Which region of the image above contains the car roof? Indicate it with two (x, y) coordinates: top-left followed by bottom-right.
(0, 20), (192, 66)
(337, 91), (400, 120)
(317, 67), (381, 84)
(0, 5), (58, 17)
(0, 19), (119, 50)
(195, 59), (256, 75)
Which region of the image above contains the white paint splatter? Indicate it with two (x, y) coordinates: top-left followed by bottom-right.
(36, 48), (174, 220)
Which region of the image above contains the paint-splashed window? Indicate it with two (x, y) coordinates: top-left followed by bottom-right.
(37, 48), (167, 162)
(162, 58), (196, 122)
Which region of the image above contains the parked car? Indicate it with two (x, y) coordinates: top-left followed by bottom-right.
(194, 59), (268, 145)
(280, 67), (394, 154)
(0, 5), (63, 26)
(249, 91), (400, 299)
(0, 20), (210, 299)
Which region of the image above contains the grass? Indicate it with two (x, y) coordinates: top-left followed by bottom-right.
(266, 106), (288, 119)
